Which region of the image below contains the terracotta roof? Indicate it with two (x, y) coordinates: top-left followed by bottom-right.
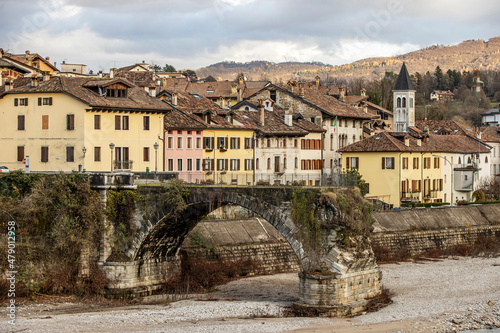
(345, 95), (369, 105)
(168, 91), (221, 113)
(480, 126), (500, 143)
(415, 120), (498, 143)
(6, 52), (58, 72)
(0, 58), (31, 74)
(432, 90), (455, 96)
(117, 63), (151, 72)
(186, 81), (238, 98)
(339, 132), (490, 154)
(115, 71), (155, 88)
(158, 78), (190, 92)
(363, 101), (393, 116)
(164, 109), (207, 130)
(0, 76), (171, 112)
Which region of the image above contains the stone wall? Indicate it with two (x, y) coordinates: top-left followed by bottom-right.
(371, 204), (500, 256)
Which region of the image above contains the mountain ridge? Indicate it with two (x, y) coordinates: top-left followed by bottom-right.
(196, 37), (500, 83)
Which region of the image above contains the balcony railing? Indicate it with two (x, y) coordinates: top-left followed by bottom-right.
(114, 160), (133, 170)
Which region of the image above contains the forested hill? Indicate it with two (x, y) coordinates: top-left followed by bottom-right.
(196, 37), (500, 83)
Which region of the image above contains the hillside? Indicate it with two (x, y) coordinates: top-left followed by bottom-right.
(196, 37), (500, 83)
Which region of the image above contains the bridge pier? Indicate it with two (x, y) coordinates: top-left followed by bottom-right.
(295, 268), (382, 316)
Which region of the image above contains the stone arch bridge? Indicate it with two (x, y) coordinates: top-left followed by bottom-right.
(91, 173), (381, 317)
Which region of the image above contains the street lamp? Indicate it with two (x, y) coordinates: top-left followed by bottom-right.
(153, 142), (159, 180)
(433, 154), (453, 205)
(82, 146), (87, 157)
(109, 143), (115, 172)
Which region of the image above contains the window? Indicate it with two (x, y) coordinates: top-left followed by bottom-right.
(41, 146), (49, 163)
(66, 146), (74, 162)
(432, 179), (443, 191)
(203, 158), (213, 171)
(365, 183), (370, 194)
(38, 97), (52, 105)
(245, 158), (254, 171)
(177, 137), (183, 149)
(283, 157), (287, 169)
(42, 115), (49, 130)
(352, 120), (356, 128)
(411, 180), (421, 192)
(218, 137), (228, 149)
(187, 159), (193, 171)
(402, 97), (407, 108)
(94, 147), (101, 162)
(167, 159), (174, 171)
(94, 115), (101, 130)
(294, 139), (297, 148)
(177, 159), (183, 171)
(397, 97), (401, 108)
(402, 157), (408, 169)
(17, 146), (24, 162)
(187, 137), (193, 149)
(106, 88), (126, 98)
(66, 114), (75, 130)
(217, 158), (227, 171)
(295, 157), (298, 169)
(423, 157), (431, 169)
(267, 138), (271, 148)
(177, 130), (182, 134)
(256, 158), (260, 170)
(143, 116), (150, 130)
(18, 115), (25, 131)
(203, 137), (214, 150)
(167, 137), (174, 149)
(115, 115), (129, 130)
(122, 115), (129, 130)
(143, 147), (150, 162)
(196, 137), (202, 149)
(230, 158), (240, 171)
(245, 137), (253, 149)
(413, 157), (419, 169)
(345, 157), (359, 170)
(195, 158), (201, 171)
(382, 157), (395, 169)
(15, 98), (28, 106)
(434, 157), (440, 169)
(230, 137), (241, 149)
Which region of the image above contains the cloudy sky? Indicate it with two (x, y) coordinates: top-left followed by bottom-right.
(1, 0), (499, 73)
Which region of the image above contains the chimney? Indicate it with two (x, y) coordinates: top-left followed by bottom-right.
(45, 56), (50, 62)
(363, 104), (368, 113)
(220, 96), (226, 109)
(31, 74), (38, 87)
(162, 78), (167, 87)
(284, 109), (292, 127)
(404, 135), (410, 147)
(237, 87), (243, 102)
(477, 132), (482, 140)
(339, 86), (345, 102)
(288, 81), (294, 93)
(98, 70), (103, 78)
(172, 92), (178, 106)
(361, 88), (366, 97)
(258, 99), (265, 126)
(149, 87), (156, 97)
(315, 76), (320, 87)
(109, 68), (115, 79)
(417, 139), (422, 147)
(299, 82), (304, 98)
(25, 50), (30, 59)
(43, 71), (50, 81)
(0, 49), (3, 58)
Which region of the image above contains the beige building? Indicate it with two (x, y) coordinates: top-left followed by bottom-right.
(0, 76), (171, 173)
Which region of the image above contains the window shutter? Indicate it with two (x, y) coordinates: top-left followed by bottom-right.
(440, 179), (443, 191)
(237, 159), (240, 170)
(355, 157), (359, 169)
(115, 115), (121, 130)
(225, 159), (228, 171)
(346, 157), (350, 169)
(211, 159), (214, 171)
(14, 98), (18, 106)
(237, 137), (241, 149)
(382, 157), (386, 169)
(48, 97), (52, 106)
(17, 146), (24, 162)
(401, 181), (406, 192)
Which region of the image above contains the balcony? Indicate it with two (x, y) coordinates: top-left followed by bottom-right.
(114, 160), (133, 170)
(400, 192), (420, 202)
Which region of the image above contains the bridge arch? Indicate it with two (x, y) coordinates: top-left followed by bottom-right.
(129, 187), (309, 269)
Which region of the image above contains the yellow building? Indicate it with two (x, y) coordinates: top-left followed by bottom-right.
(339, 132), (489, 207)
(4, 50), (59, 75)
(0, 76), (171, 173)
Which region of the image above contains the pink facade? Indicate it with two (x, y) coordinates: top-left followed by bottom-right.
(165, 129), (204, 183)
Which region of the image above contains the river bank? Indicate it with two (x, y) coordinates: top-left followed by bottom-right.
(1, 257), (499, 332)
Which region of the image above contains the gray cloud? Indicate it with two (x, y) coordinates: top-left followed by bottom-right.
(1, 0), (499, 72)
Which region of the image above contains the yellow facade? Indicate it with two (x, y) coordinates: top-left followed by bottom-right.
(342, 151), (444, 207)
(202, 128), (255, 185)
(0, 92), (165, 173)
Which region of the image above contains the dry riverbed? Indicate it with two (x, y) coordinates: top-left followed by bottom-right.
(1, 257), (500, 333)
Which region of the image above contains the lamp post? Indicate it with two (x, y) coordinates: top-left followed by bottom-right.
(433, 154), (453, 205)
(109, 143), (115, 173)
(153, 142), (159, 180)
(82, 146), (87, 157)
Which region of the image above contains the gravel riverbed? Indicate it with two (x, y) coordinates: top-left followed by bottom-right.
(1, 257), (499, 333)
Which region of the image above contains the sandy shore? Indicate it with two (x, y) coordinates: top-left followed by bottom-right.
(1, 257), (499, 332)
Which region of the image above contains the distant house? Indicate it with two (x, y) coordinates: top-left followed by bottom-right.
(481, 105), (500, 126)
(430, 90), (455, 102)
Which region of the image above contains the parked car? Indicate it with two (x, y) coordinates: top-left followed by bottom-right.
(0, 166), (10, 173)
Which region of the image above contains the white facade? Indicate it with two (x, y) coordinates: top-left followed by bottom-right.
(393, 90), (415, 132)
